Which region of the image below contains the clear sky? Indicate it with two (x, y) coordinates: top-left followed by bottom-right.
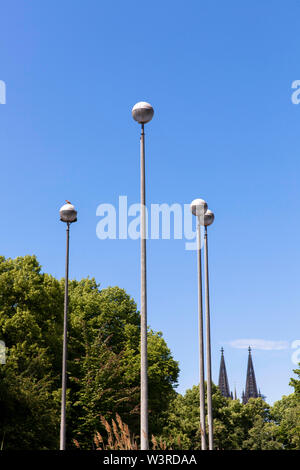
(0, 0), (300, 404)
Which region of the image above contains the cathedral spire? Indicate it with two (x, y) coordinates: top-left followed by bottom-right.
(218, 347), (231, 398)
(243, 346), (259, 404)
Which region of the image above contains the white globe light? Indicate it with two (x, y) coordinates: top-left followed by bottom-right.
(190, 198), (208, 217)
(59, 203), (77, 223)
(132, 101), (154, 124)
(201, 209), (215, 226)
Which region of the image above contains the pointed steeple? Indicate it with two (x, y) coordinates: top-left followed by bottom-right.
(243, 346), (259, 404)
(218, 348), (231, 398)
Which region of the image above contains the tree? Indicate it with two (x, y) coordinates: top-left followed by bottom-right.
(67, 279), (179, 446)
(160, 384), (234, 450)
(242, 416), (283, 450)
(160, 384), (276, 450)
(0, 255), (62, 449)
(271, 394), (300, 449)
(290, 364), (300, 396)
(0, 255), (179, 449)
(70, 331), (140, 448)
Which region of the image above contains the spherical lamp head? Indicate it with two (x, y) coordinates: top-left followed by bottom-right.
(132, 101), (154, 124)
(202, 209), (215, 226)
(190, 198), (208, 217)
(59, 203), (77, 223)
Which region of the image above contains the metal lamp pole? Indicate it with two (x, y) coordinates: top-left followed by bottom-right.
(132, 102), (154, 450)
(59, 201), (77, 450)
(190, 198), (207, 450)
(202, 209), (215, 450)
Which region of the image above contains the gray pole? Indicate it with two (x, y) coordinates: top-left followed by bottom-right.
(60, 222), (70, 450)
(132, 102), (153, 450)
(204, 225), (213, 450)
(140, 123), (148, 450)
(197, 218), (207, 450)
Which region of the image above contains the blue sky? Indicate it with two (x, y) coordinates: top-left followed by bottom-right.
(0, 0), (300, 404)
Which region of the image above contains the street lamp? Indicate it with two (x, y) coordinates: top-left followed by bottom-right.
(190, 198), (207, 451)
(59, 201), (77, 450)
(201, 209), (215, 450)
(132, 101), (154, 450)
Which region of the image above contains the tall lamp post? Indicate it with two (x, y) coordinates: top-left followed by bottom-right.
(132, 101), (154, 450)
(59, 201), (77, 450)
(190, 198), (207, 450)
(201, 209), (215, 450)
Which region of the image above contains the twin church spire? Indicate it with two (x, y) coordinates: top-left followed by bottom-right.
(242, 346), (259, 403)
(218, 347), (261, 403)
(218, 347), (231, 398)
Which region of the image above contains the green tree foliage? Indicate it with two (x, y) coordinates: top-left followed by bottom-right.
(160, 383), (300, 450)
(242, 416), (283, 450)
(0, 255), (62, 449)
(290, 365), (300, 396)
(161, 384), (254, 449)
(0, 255), (179, 449)
(1, 254), (299, 450)
(269, 367), (300, 450)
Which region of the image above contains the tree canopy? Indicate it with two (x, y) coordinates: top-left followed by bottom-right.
(159, 374), (300, 450)
(0, 255), (299, 450)
(0, 255), (179, 449)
